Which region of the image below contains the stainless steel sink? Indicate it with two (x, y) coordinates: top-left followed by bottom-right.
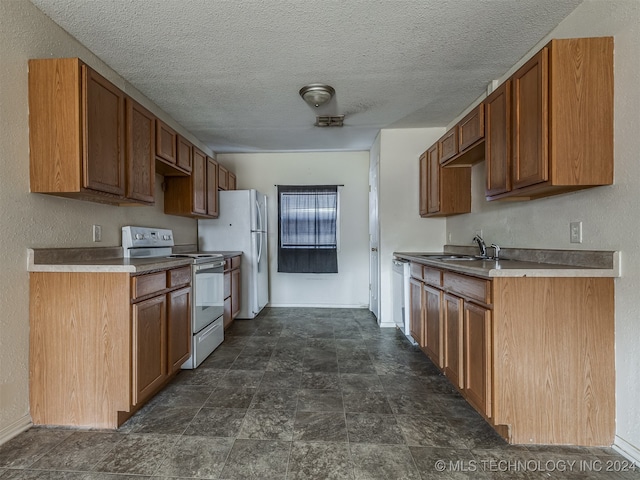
(418, 254), (486, 261)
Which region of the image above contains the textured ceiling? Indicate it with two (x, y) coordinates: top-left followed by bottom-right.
(30, 0), (582, 153)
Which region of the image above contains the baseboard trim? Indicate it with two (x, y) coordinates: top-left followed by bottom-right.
(613, 435), (640, 465)
(0, 414), (32, 446)
(378, 321), (396, 328)
(268, 303), (368, 309)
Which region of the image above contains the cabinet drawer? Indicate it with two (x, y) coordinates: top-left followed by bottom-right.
(168, 266), (191, 288)
(423, 267), (442, 287)
(231, 255), (241, 269)
(443, 272), (491, 304)
(132, 272), (166, 300)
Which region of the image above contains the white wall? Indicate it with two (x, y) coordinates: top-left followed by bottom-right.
(377, 128), (447, 326)
(217, 152), (370, 308)
(446, 0), (640, 458)
(0, 0), (208, 442)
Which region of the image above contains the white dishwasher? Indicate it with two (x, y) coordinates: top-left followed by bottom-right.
(392, 258), (416, 345)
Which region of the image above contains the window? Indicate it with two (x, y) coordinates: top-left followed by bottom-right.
(277, 185), (339, 273)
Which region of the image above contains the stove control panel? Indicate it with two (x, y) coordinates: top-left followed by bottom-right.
(122, 226), (175, 257)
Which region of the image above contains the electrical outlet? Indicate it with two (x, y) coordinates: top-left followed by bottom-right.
(570, 222), (582, 244)
(92, 224), (102, 242)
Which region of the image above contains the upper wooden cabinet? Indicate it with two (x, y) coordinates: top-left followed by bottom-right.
(419, 143), (471, 217)
(155, 119), (189, 177)
(486, 37), (613, 201)
(29, 58), (130, 203)
(176, 135), (193, 173)
(228, 172), (237, 190)
(164, 148), (218, 219)
(439, 103), (485, 167)
(125, 98), (155, 205)
(218, 165), (229, 190)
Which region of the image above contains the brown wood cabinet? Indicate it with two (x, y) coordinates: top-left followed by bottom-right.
(176, 135), (193, 173)
(29, 265), (191, 429)
(228, 172), (237, 190)
(155, 119), (190, 177)
(485, 81), (511, 196)
(439, 103), (486, 167)
(409, 277), (424, 346)
(218, 165), (229, 190)
(164, 148), (219, 218)
(438, 129), (458, 164)
(486, 37), (613, 201)
(419, 143), (471, 217)
(406, 259), (614, 446)
(223, 255), (242, 329)
(125, 98), (155, 204)
(423, 284), (443, 368)
(28, 58), (138, 203)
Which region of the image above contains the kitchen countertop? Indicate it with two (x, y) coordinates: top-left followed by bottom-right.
(395, 247), (621, 278)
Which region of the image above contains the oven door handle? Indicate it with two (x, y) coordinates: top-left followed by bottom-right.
(194, 260), (225, 272)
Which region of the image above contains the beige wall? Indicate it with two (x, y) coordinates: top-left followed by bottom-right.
(377, 128), (447, 326)
(446, 0), (640, 459)
(217, 152), (370, 308)
(0, 0), (205, 441)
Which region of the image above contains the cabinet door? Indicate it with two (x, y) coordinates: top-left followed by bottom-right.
(125, 98), (155, 204)
(231, 267), (241, 320)
(424, 284), (443, 369)
(192, 147), (207, 215)
(206, 156), (219, 218)
(419, 152), (429, 217)
(228, 172), (237, 190)
(512, 48), (548, 190)
(426, 144), (440, 214)
(438, 129), (458, 164)
(218, 165), (229, 190)
(485, 81), (511, 197)
(458, 103), (484, 152)
(156, 119), (177, 165)
(224, 297), (232, 329)
(464, 302), (492, 418)
(82, 66), (125, 196)
(443, 293), (463, 389)
(176, 135), (193, 173)
(409, 278), (424, 346)
(168, 287), (191, 374)
(132, 295), (167, 406)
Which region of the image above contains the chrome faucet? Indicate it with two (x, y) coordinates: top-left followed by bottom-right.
(490, 243), (501, 260)
(472, 234), (487, 258)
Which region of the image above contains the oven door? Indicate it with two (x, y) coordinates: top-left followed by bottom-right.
(193, 260), (224, 333)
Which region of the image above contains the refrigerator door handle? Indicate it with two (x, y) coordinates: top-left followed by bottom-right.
(256, 232), (262, 268)
(255, 199), (263, 232)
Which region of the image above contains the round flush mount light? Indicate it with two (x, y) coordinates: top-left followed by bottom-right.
(299, 84), (335, 107)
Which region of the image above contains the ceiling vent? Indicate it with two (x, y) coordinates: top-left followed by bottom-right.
(315, 115), (344, 127)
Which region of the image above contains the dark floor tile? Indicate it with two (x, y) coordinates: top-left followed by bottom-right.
(0, 428), (73, 468)
(340, 373), (383, 392)
(238, 409), (295, 440)
(205, 386), (256, 409)
(259, 371), (302, 390)
(293, 412), (348, 442)
(250, 388), (298, 410)
(343, 391), (393, 414)
(93, 433), (179, 475)
(303, 357), (340, 373)
(267, 353), (305, 372)
(172, 368), (226, 387)
(434, 394), (482, 420)
(288, 441), (355, 480)
(447, 416), (507, 449)
(350, 444), (421, 480)
(219, 439), (290, 480)
(130, 406), (199, 435)
(183, 408), (246, 438)
(217, 370), (264, 388)
(396, 414), (467, 448)
(229, 355), (270, 370)
(198, 353), (238, 370)
(410, 446), (478, 479)
(385, 392), (443, 416)
(155, 435), (233, 478)
(29, 431), (123, 471)
(297, 389), (344, 412)
(301, 372), (341, 390)
(307, 338), (337, 350)
(338, 359), (376, 374)
(0, 472), (115, 479)
(148, 384), (213, 408)
(346, 413), (405, 445)
(379, 374), (430, 393)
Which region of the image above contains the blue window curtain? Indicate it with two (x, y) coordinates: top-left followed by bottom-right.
(277, 185), (338, 273)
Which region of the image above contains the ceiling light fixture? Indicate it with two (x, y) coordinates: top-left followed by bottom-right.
(299, 84), (335, 107)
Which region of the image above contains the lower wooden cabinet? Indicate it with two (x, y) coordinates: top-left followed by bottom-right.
(29, 265), (192, 429)
(443, 293), (464, 390)
(223, 255), (242, 329)
(464, 302), (492, 418)
(409, 277), (424, 346)
(423, 284), (443, 368)
(132, 295), (167, 406)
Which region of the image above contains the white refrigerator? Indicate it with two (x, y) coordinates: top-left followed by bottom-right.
(198, 189), (269, 319)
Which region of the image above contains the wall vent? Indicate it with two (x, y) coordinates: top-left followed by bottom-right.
(315, 115), (344, 127)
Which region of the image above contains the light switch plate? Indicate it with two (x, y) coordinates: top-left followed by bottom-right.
(570, 222), (582, 244)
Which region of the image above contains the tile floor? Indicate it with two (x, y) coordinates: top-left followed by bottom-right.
(1, 307), (638, 479)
